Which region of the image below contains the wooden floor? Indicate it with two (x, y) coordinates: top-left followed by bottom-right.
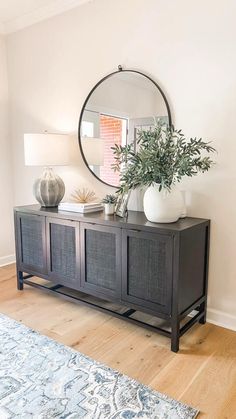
(0, 264), (235, 418)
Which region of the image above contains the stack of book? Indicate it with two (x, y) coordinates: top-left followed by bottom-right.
(58, 202), (103, 214)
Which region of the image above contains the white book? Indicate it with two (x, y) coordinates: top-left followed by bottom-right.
(59, 201), (101, 207)
(59, 202), (101, 210)
(59, 205), (102, 210)
(80, 207), (103, 213)
(59, 205), (103, 214)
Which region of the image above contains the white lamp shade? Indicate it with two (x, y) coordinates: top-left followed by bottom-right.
(81, 137), (104, 166)
(24, 133), (71, 166)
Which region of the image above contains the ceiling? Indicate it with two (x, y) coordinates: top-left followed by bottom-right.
(0, 0), (91, 34)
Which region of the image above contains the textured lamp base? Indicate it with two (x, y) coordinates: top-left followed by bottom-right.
(33, 167), (65, 208)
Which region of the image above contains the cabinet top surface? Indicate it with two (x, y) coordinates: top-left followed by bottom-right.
(14, 205), (209, 232)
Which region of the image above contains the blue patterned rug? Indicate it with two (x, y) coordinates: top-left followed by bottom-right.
(0, 313), (198, 418)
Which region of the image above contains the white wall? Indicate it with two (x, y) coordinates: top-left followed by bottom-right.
(5, 0), (236, 328)
(0, 35), (14, 265)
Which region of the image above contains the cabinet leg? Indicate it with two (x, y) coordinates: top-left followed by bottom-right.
(199, 301), (207, 324)
(17, 271), (24, 290)
(171, 318), (180, 353)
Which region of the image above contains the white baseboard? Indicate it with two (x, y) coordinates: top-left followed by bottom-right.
(0, 255), (16, 267)
(207, 308), (236, 332)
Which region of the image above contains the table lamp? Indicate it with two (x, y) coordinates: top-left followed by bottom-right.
(24, 133), (70, 207)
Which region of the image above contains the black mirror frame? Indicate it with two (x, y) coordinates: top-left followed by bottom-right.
(78, 66), (172, 188)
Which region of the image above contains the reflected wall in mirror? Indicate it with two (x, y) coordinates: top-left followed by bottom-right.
(79, 69), (171, 187)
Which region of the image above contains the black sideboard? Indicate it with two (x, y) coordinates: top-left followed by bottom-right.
(14, 205), (210, 352)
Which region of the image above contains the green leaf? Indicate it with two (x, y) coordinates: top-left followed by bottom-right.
(111, 121), (216, 192)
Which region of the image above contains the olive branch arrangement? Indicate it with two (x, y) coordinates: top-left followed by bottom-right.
(112, 122), (216, 195)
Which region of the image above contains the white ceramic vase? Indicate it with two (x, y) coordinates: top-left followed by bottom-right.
(104, 203), (115, 215)
(143, 184), (184, 223)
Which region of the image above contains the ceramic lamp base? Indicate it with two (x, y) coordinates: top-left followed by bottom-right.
(33, 167), (65, 208)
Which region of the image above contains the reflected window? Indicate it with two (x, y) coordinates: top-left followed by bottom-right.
(82, 121), (94, 137)
(99, 114), (127, 185)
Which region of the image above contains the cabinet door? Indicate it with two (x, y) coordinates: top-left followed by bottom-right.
(80, 223), (121, 299)
(122, 229), (173, 315)
(46, 218), (80, 289)
(16, 213), (47, 274)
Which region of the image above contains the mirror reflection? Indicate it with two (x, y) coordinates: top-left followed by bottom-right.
(80, 70), (170, 187)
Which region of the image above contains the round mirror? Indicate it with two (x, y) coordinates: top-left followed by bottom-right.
(78, 69), (172, 188)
